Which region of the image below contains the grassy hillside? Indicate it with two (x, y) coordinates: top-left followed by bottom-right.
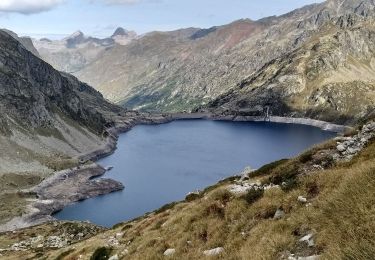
(1, 121), (373, 260)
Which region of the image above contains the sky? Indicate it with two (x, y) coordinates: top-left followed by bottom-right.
(0, 0), (324, 39)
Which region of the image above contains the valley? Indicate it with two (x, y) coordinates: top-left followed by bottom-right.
(0, 0), (374, 259)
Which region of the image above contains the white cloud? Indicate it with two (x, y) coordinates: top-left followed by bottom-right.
(0, 0), (64, 14)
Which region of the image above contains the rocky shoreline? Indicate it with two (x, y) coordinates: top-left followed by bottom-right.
(0, 164), (123, 232)
(0, 113), (352, 232)
(166, 113), (352, 132)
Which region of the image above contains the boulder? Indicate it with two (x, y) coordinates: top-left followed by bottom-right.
(203, 247), (224, 256)
(298, 196), (308, 203)
(274, 209), (285, 219)
(298, 256), (320, 260)
(108, 255), (119, 260)
(299, 233), (315, 247)
(164, 248), (176, 256)
(116, 233), (124, 239)
(336, 144), (346, 152)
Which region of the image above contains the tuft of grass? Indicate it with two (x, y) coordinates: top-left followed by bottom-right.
(43, 157), (79, 171)
(204, 202), (225, 218)
(211, 189), (232, 204)
(54, 249), (75, 260)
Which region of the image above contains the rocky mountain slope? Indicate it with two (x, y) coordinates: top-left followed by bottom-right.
(34, 0), (375, 120)
(74, 19), (265, 111)
(0, 29), (146, 227)
(1, 29), (40, 58)
(0, 29), (125, 172)
(201, 0), (375, 124)
(33, 28), (137, 73)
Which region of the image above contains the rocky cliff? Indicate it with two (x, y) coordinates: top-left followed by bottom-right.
(1, 29), (40, 58)
(0, 29), (127, 174)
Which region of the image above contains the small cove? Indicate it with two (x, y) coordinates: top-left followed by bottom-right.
(54, 120), (336, 227)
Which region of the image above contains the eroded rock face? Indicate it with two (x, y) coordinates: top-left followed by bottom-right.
(0, 30), (123, 133)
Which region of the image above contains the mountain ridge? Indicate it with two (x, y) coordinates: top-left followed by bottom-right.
(41, 0), (366, 118)
(32, 27), (138, 73)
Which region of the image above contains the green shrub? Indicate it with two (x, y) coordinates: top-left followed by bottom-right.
(299, 151), (314, 163)
(155, 202), (178, 214)
(185, 192), (202, 202)
(268, 164), (299, 185)
(241, 189), (264, 204)
(90, 247), (112, 260)
(280, 178), (298, 192)
(253, 159), (288, 177)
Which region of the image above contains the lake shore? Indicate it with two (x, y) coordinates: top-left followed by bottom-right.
(166, 113), (352, 132)
(0, 113), (351, 232)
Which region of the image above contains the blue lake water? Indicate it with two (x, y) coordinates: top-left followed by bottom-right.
(54, 120), (336, 227)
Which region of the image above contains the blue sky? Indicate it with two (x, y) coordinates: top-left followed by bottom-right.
(0, 0), (324, 39)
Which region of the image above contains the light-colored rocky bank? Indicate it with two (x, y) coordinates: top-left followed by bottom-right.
(0, 164), (123, 232)
(166, 113), (352, 133)
(0, 113), (352, 232)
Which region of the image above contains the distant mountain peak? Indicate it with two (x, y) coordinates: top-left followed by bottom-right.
(65, 30), (85, 40)
(112, 27), (129, 37)
(63, 31), (87, 48)
(72, 30), (84, 36)
(40, 38), (52, 42)
(111, 27), (137, 45)
(111, 27), (137, 39)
